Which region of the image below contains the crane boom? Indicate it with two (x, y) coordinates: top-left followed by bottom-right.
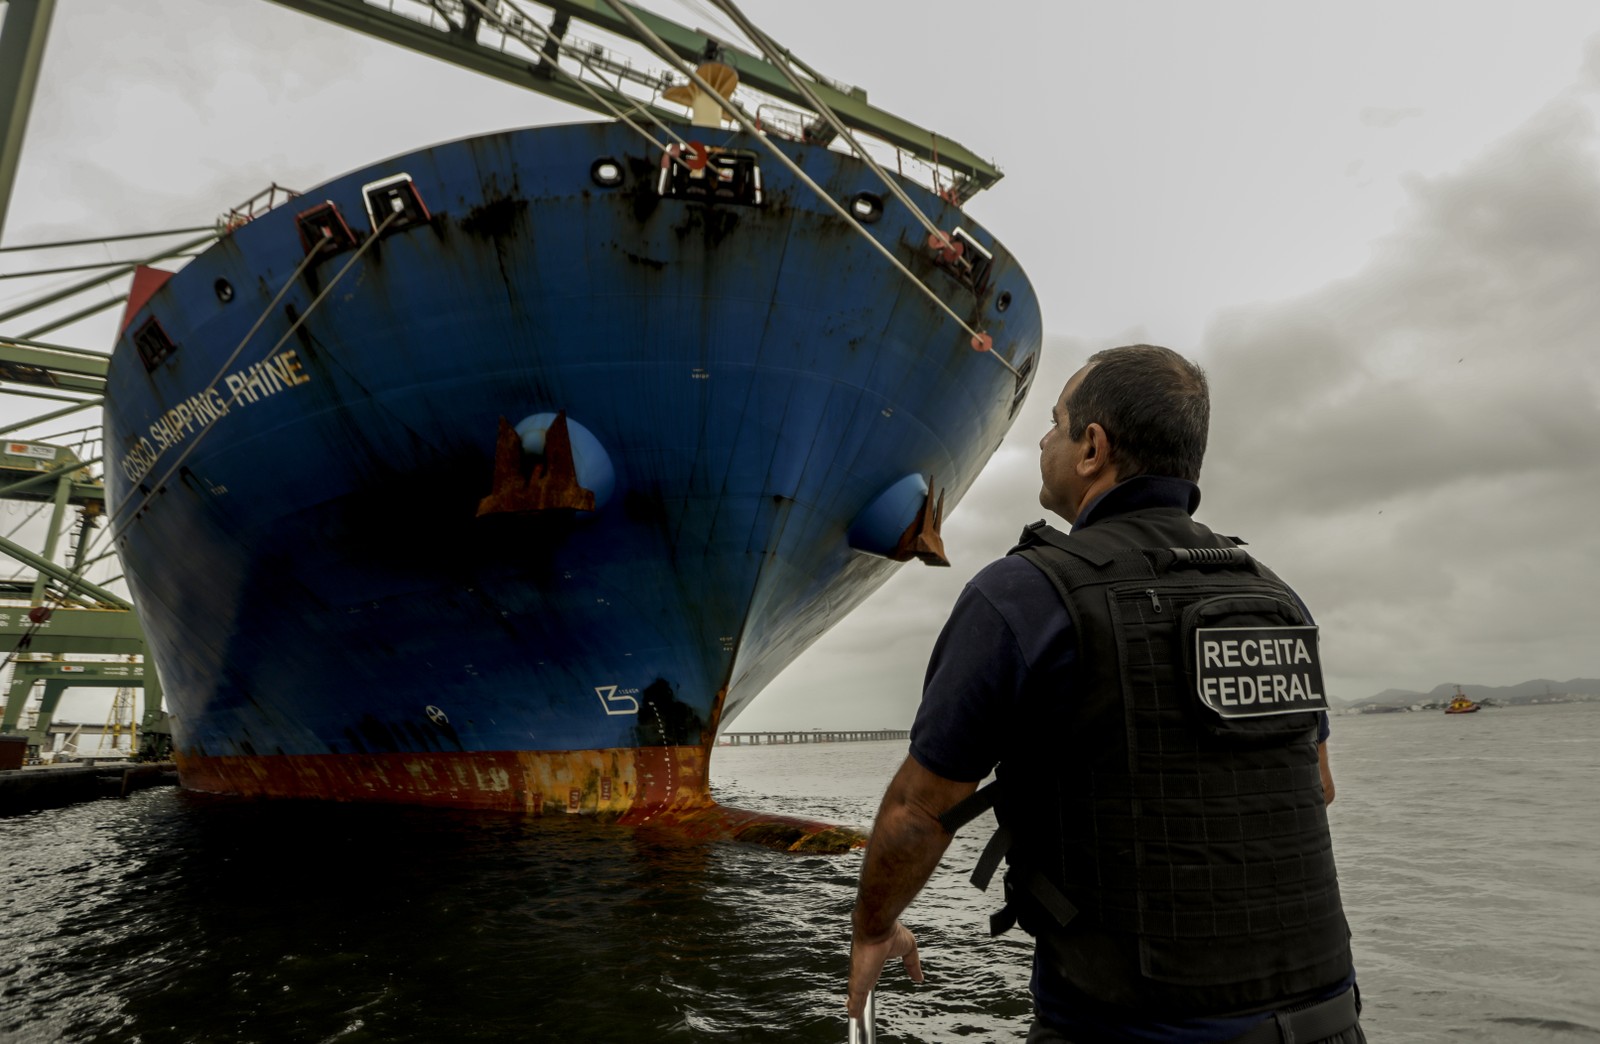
(265, 0), (1004, 194)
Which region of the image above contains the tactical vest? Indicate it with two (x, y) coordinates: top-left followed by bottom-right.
(943, 509), (1353, 1016)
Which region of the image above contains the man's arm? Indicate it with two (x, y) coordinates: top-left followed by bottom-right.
(847, 755), (978, 1019)
(1318, 739), (1335, 805)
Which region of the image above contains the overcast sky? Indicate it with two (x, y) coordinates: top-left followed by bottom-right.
(4, 0), (1598, 729)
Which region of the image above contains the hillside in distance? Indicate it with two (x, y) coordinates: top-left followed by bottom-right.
(1339, 678), (1600, 710)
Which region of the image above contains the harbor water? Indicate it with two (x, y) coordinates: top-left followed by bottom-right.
(2, 701), (1597, 1042)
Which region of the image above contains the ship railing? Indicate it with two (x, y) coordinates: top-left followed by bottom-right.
(221, 183), (303, 233)
(754, 103), (807, 142)
(365, 0), (493, 40)
(556, 32), (678, 95)
(746, 102), (963, 201)
(402, 0), (679, 109)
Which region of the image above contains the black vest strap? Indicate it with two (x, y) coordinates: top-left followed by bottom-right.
(1012, 519), (1118, 567)
(938, 781), (1017, 894)
(936, 779), (1001, 834)
(986, 866), (1081, 938)
(971, 823), (1011, 890)
(1024, 869), (1079, 927)
(939, 780), (1018, 892)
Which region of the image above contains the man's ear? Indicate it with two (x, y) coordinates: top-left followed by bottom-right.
(1078, 422), (1111, 475)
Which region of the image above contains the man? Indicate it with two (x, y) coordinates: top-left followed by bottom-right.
(848, 345), (1362, 1042)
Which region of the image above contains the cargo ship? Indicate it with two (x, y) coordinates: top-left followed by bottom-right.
(101, 0), (1041, 846)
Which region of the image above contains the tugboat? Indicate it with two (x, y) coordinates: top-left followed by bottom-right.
(1445, 686), (1480, 714)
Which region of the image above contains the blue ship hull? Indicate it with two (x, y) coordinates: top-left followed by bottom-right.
(104, 121), (1041, 829)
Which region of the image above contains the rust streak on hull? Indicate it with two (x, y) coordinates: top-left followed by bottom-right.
(174, 745), (866, 852)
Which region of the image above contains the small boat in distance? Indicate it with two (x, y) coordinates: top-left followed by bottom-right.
(1445, 686), (1480, 714)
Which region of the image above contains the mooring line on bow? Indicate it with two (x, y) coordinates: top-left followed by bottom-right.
(465, 0), (699, 175)
(107, 211), (401, 542)
(599, 0), (1019, 377)
(705, 0), (972, 268)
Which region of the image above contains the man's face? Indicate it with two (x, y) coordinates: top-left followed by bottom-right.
(1038, 366), (1090, 521)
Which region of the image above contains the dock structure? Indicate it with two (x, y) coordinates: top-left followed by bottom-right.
(0, 760), (178, 816)
(719, 729), (909, 746)
(0, 435), (169, 763)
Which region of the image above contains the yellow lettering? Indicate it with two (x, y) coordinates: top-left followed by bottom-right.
(280, 349), (311, 385)
(265, 355), (292, 392)
(132, 438), (157, 480)
(244, 364), (270, 400)
(225, 372), (253, 404)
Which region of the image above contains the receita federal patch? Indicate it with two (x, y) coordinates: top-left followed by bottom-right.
(1194, 625), (1328, 717)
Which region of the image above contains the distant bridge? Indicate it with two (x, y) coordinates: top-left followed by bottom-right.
(718, 729), (909, 746)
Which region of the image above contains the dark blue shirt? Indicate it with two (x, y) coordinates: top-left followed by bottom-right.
(908, 476), (1339, 1041)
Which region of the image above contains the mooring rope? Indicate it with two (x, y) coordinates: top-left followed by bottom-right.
(105, 210), (402, 542)
(598, 0), (1019, 377)
(23, 243), (323, 632)
(704, 0), (972, 266)
(463, 0), (698, 174)
(0, 226), (220, 254)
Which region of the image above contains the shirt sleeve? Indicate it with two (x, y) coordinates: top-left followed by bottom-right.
(907, 580), (1026, 782)
(909, 558), (1072, 782)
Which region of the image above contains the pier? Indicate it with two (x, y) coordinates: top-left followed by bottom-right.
(0, 760), (178, 816)
(719, 729), (909, 746)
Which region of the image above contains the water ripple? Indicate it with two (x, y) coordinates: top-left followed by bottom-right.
(2, 705), (1598, 1041)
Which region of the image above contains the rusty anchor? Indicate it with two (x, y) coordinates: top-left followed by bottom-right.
(890, 475), (949, 567)
(475, 412), (595, 517)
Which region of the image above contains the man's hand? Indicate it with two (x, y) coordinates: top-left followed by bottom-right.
(846, 756), (974, 1021)
(847, 920), (923, 1020)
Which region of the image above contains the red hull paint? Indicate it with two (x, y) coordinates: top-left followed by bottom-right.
(174, 745), (865, 852)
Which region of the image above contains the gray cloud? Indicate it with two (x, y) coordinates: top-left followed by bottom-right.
(1206, 97), (1600, 512)
(1196, 96), (1600, 697)
(1583, 34), (1600, 89)
(1360, 106), (1425, 128)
